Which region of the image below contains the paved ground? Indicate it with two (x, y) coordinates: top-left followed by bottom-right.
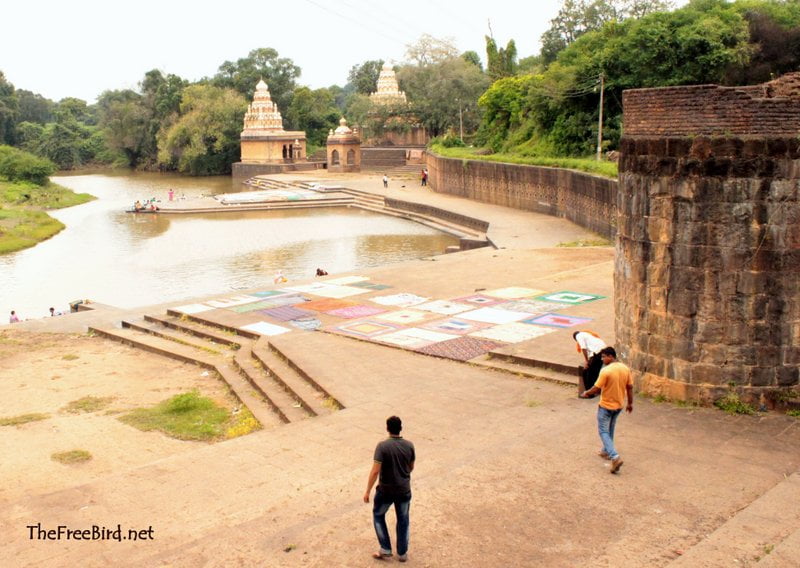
(2, 172), (799, 567)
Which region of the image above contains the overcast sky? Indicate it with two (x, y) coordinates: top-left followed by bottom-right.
(1, 0), (569, 103)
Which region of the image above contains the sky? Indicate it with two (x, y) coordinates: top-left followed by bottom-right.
(1, 0), (567, 103)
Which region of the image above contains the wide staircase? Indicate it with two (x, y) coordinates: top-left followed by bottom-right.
(360, 147), (422, 178)
(89, 312), (343, 430)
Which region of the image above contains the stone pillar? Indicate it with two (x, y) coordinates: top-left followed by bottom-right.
(618, 77), (800, 403)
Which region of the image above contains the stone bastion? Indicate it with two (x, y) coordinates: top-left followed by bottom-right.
(618, 73), (800, 404)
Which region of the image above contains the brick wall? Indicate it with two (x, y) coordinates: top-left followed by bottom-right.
(426, 154), (618, 239)
(618, 74), (800, 403)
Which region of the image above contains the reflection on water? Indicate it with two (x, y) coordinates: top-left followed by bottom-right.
(0, 172), (458, 319)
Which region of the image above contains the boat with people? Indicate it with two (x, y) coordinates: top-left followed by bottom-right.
(127, 199), (160, 213)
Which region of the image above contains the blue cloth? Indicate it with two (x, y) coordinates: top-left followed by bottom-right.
(372, 488), (411, 556)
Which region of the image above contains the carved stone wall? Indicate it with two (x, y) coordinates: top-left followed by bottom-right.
(619, 75), (800, 403)
(426, 154), (617, 239)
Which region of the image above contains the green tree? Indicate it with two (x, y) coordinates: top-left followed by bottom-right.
(96, 89), (149, 166)
(157, 85), (247, 175)
(0, 71), (18, 145)
(404, 34), (460, 66)
(16, 90), (54, 124)
(486, 37), (518, 80)
(540, 0), (674, 64)
(285, 87), (340, 148)
(346, 60), (384, 95)
(461, 50), (483, 70)
(213, 48), (300, 113)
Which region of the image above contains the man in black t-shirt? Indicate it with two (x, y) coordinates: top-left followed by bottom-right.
(364, 416), (415, 562)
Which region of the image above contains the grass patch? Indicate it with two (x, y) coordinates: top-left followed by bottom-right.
(62, 353), (79, 361)
(526, 399), (542, 408)
(429, 144), (618, 178)
(119, 390), (246, 441)
(714, 392), (756, 415)
(322, 397), (341, 411)
(51, 449), (92, 464)
(787, 409), (800, 418)
(0, 179), (94, 254)
(675, 399), (701, 408)
(0, 412), (50, 426)
(557, 238), (612, 247)
(63, 396), (114, 414)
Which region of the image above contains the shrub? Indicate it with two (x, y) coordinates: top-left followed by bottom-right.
(0, 145), (56, 185)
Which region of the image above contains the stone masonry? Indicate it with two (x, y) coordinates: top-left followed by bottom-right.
(618, 73), (800, 403)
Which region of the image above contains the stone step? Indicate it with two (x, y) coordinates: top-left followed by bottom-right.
(121, 318), (237, 358)
(668, 472), (800, 567)
(470, 355), (579, 388)
(486, 351), (577, 376)
(267, 335), (344, 412)
(251, 339), (339, 418)
(232, 345), (309, 424)
(87, 326), (282, 429)
(143, 314), (243, 348)
(164, 310), (261, 340)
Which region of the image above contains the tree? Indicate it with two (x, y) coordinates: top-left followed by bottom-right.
(213, 48), (300, 113)
(404, 34), (460, 66)
(285, 87), (340, 148)
(540, 0), (674, 64)
(0, 71), (18, 145)
(461, 50), (483, 70)
(397, 56), (489, 137)
(16, 90), (54, 124)
(486, 37), (518, 80)
(96, 89), (149, 166)
(346, 60), (384, 95)
(157, 85), (248, 175)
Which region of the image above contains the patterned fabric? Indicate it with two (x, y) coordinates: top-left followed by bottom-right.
(523, 313), (593, 328)
(482, 287), (545, 299)
(289, 318), (322, 330)
(450, 294), (505, 307)
(415, 336), (504, 362)
(469, 322), (556, 343)
(260, 305), (314, 321)
(303, 298), (359, 312)
(535, 291), (606, 305)
(326, 305), (386, 319)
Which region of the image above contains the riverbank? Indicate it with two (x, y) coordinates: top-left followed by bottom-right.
(0, 179), (94, 254)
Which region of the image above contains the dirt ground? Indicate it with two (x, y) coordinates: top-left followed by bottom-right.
(0, 330), (236, 503)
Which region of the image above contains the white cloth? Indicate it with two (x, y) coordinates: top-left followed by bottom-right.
(575, 332), (606, 356)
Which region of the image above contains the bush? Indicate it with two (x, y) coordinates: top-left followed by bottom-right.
(0, 145), (56, 185)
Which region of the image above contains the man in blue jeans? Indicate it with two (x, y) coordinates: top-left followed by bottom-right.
(364, 416), (416, 562)
(580, 346), (633, 474)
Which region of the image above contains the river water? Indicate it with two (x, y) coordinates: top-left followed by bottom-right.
(1, 171), (457, 320)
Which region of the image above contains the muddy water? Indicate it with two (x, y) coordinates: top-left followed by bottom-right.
(1, 172), (458, 319)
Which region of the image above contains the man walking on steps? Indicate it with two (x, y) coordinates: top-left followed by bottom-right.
(580, 347), (633, 474)
(364, 416), (415, 562)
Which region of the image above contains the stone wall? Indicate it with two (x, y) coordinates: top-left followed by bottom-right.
(618, 74), (800, 403)
(426, 154), (617, 239)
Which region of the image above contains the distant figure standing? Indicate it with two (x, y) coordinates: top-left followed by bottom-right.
(168, 188), (174, 201)
(573, 330), (607, 396)
(9, 310), (20, 323)
(364, 416), (415, 562)
(580, 347), (633, 474)
(315, 268), (328, 277)
(421, 168), (428, 186)
(383, 174), (389, 189)
(273, 270), (287, 284)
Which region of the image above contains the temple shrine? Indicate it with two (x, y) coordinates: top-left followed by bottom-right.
(233, 80), (316, 177)
(326, 117), (361, 173)
(363, 63), (428, 147)
(369, 63), (408, 106)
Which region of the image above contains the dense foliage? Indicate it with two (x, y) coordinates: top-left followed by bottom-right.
(477, 0), (800, 157)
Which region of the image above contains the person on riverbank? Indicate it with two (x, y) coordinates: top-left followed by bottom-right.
(573, 330), (607, 396)
(315, 268), (328, 277)
(364, 415), (415, 562)
(9, 310), (20, 323)
(49, 307), (62, 317)
(580, 347), (633, 474)
(383, 174), (389, 189)
(168, 189), (174, 201)
(274, 270), (287, 284)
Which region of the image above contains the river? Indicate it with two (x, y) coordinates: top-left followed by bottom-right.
(1, 171), (458, 320)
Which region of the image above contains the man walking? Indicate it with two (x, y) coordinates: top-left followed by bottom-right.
(364, 416), (415, 562)
(580, 347), (633, 474)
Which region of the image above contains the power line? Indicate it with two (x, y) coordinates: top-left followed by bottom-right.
(299, 0), (409, 47)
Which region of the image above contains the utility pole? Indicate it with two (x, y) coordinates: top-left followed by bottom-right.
(596, 72), (605, 161)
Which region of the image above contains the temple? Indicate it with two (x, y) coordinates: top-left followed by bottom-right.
(326, 117), (361, 173)
(369, 63), (408, 106)
(233, 80), (318, 177)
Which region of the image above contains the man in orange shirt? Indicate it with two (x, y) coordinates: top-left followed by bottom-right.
(579, 346), (633, 474)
